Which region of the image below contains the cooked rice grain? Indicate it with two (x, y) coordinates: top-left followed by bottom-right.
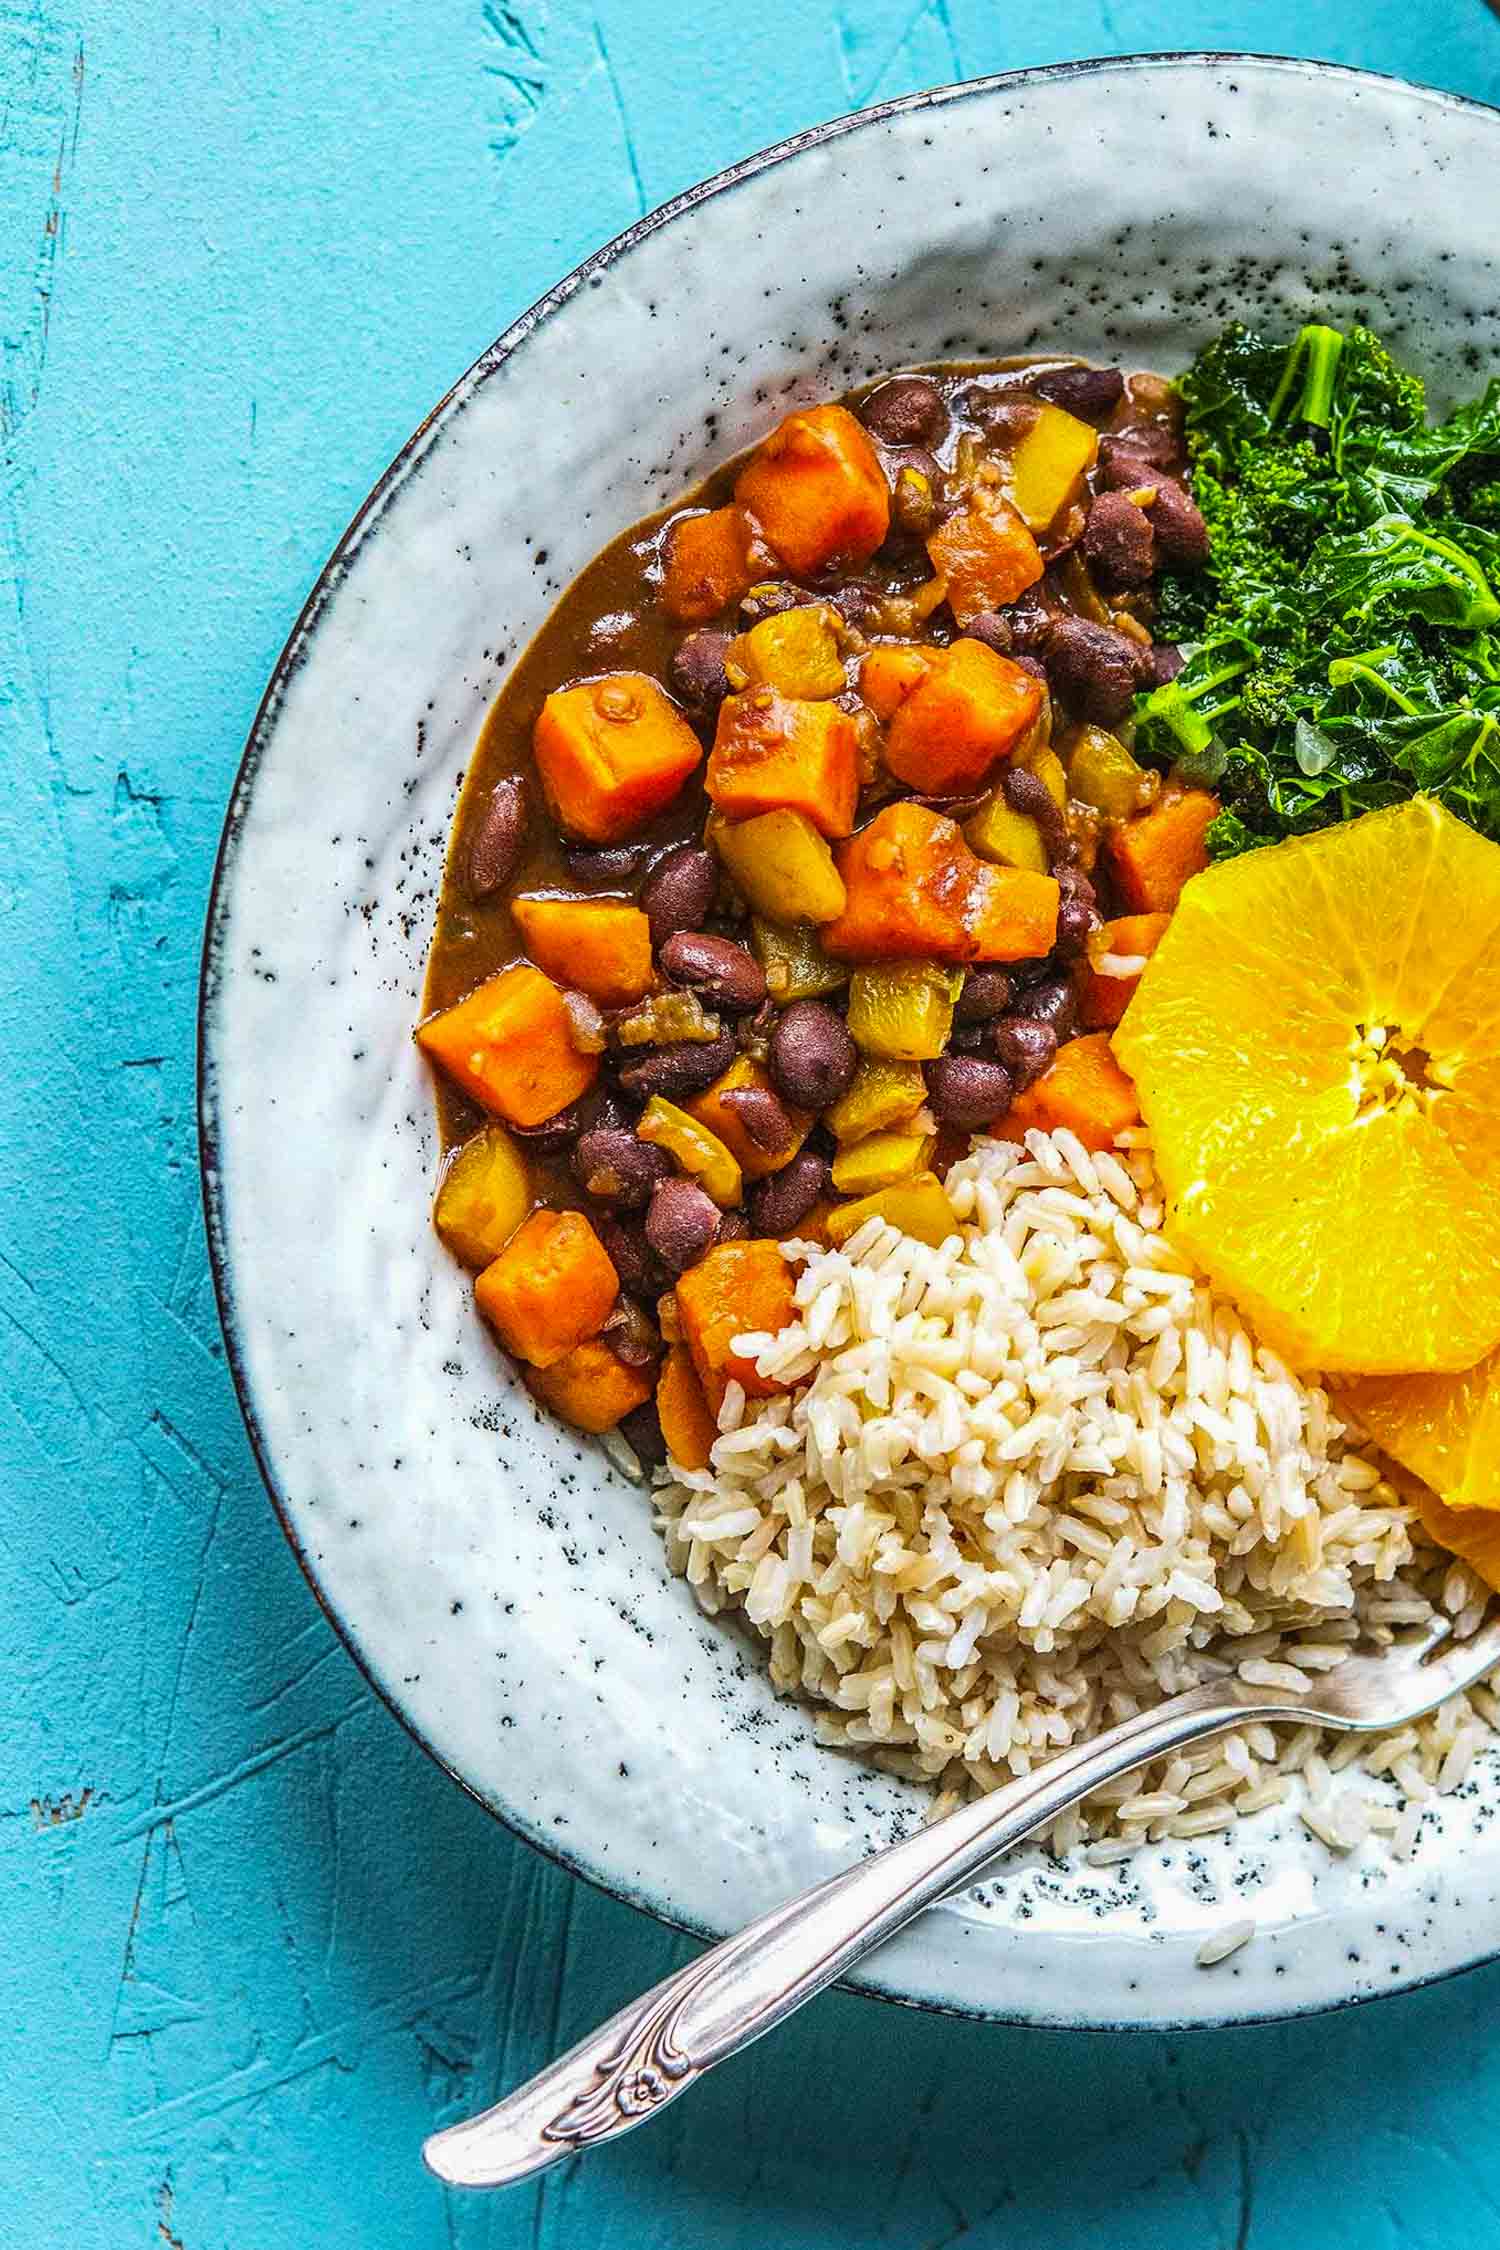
(654, 1130), (1494, 1854)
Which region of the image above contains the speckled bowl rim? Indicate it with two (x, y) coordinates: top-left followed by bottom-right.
(200, 52), (1500, 2031)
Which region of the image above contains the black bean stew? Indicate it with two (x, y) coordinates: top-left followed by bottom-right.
(417, 359), (1216, 1462)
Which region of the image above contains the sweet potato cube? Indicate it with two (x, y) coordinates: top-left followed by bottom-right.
(655, 1342), (719, 1470)
(1079, 912), (1171, 1030)
(926, 490), (1043, 626)
(534, 673), (702, 843)
(884, 639), (1045, 794)
(860, 643), (933, 720)
(525, 1336), (654, 1432)
(968, 862), (1061, 963)
(688, 1055), (811, 1180)
(417, 963), (599, 1126)
(706, 690), (859, 838)
(510, 895), (654, 1007)
(998, 1032), (1142, 1152)
(661, 505), (763, 624)
(475, 1209), (619, 1369)
(735, 403), (890, 577)
(1104, 791), (1219, 913)
(823, 803), (977, 962)
(675, 1239), (797, 1410)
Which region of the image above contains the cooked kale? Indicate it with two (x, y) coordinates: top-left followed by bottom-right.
(1134, 322), (1500, 855)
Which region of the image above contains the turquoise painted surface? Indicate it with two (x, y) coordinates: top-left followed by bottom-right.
(4, 4), (1500, 2243)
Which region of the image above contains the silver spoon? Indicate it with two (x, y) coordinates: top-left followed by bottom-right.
(425, 1611), (1500, 2188)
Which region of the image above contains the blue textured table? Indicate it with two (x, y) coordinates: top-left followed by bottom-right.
(6, 6), (1500, 2245)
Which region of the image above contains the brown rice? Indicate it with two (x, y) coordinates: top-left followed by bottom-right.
(653, 1127), (1495, 1857)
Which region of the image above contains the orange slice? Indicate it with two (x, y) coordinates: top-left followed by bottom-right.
(1340, 1347), (1500, 1514)
(1114, 799), (1500, 1375)
(1415, 1480), (1500, 1594)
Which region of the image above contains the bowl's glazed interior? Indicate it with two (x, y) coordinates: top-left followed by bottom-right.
(202, 57), (1500, 2026)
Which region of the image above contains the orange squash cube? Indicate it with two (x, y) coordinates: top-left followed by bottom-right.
(926, 489), (1044, 625)
(823, 803), (976, 962)
(525, 1335), (654, 1432)
(998, 1032), (1142, 1152)
(706, 690), (859, 838)
(884, 639), (1045, 794)
(735, 403), (890, 577)
(510, 895), (654, 1008)
(1104, 791), (1219, 914)
(860, 643), (933, 720)
(822, 802), (1058, 967)
(688, 1056), (811, 1180)
(675, 1239), (797, 1411)
(661, 505), (763, 624)
(1079, 912), (1172, 1030)
(417, 963), (599, 1126)
(968, 861), (1061, 963)
(534, 673), (703, 843)
(475, 1209), (619, 1369)
(655, 1342), (719, 1470)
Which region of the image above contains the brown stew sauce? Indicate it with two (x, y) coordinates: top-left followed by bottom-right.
(424, 356), (1179, 1177)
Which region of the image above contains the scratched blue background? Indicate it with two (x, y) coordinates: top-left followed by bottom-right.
(5, 5), (1500, 2245)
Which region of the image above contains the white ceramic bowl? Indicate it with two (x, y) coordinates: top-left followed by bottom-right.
(201, 56), (1500, 2028)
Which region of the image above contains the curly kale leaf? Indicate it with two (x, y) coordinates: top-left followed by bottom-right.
(1156, 321), (1500, 854)
(1302, 516), (1500, 631)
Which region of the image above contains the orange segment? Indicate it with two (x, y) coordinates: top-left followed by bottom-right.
(1115, 799), (1500, 1375)
(1341, 1346), (1500, 1514)
(1412, 1483), (1500, 1593)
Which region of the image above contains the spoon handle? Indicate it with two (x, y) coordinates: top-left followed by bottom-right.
(423, 1681), (1241, 2189)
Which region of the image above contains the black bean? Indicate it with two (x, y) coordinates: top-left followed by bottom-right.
(1143, 641), (1185, 688)
(572, 1126), (672, 1211)
(858, 375), (948, 448)
(1018, 975), (1078, 1037)
(956, 967), (1014, 1024)
(617, 1031), (737, 1102)
(1057, 865), (1098, 915)
(466, 775), (529, 900)
(962, 610), (1013, 658)
(767, 1001), (857, 1110)
(641, 845), (718, 949)
(827, 579), (881, 628)
(645, 1178), (721, 1274)
(720, 1083), (795, 1153)
(595, 1215), (665, 1298)
(989, 1016), (1059, 1090)
(660, 930), (766, 1013)
(1083, 491), (1157, 591)
(669, 628), (733, 713)
(1148, 477), (1211, 570)
(1055, 893), (1100, 961)
(1000, 765), (1068, 856)
(1041, 617), (1141, 725)
(749, 1150), (830, 1236)
(600, 1297), (662, 1369)
(738, 580), (804, 622)
(617, 1399), (667, 1468)
(508, 1096), (596, 1153)
(1030, 365), (1125, 424)
(885, 447), (941, 539)
(1099, 425), (1182, 480)
(963, 593), (1054, 661)
(923, 1055), (1015, 1130)
(563, 840), (654, 887)
(962, 386), (1040, 444)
